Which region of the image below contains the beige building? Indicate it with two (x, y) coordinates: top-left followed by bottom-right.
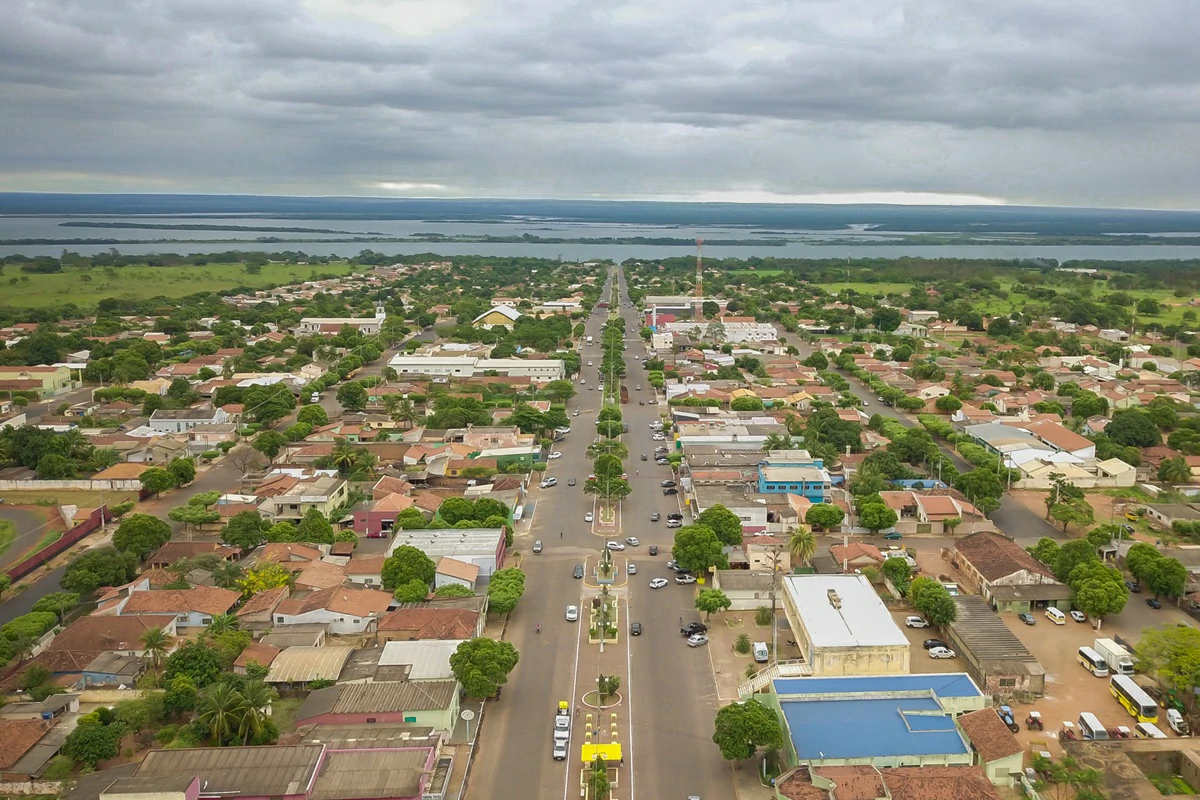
(263, 475), (350, 523)
(743, 535), (790, 572)
(0, 364), (74, 396)
(781, 574), (910, 676)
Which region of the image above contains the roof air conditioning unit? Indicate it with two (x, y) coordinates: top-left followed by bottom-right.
(827, 589), (842, 609)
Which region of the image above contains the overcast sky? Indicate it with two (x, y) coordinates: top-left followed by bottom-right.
(2, 0), (1198, 207)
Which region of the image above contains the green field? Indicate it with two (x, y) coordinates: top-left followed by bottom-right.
(813, 282), (919, 296)
(0, 261), (356, 308)
(0, 519), (15, 558)
(0, 490), (136, 507)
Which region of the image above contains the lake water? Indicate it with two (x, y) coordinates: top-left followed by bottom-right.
(2, 215), (1200, 262)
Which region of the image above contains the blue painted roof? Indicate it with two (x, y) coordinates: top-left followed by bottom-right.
(780, 697), (968, 759)
(773, 672), (981, 699)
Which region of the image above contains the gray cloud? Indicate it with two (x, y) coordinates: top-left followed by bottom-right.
(1, 0), (1199, 206)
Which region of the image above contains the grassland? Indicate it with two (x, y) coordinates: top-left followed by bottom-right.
(0, 519), (15, 558)
(0, 261), (356, 308)
(0, 490), (136, 507)
(812, 281), (920, 296)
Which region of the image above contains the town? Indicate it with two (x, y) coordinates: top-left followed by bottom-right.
(1, 252), (1200, 800)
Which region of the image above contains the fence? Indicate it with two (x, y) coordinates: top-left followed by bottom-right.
(5, 505), (109, 582)
(0, 478), (142, 491)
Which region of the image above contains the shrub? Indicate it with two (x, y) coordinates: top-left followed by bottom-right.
(754, 606), (773, 626)
(734, 633), (752, 654)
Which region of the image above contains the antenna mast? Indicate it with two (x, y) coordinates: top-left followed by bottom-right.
(695, 237), (704, 319)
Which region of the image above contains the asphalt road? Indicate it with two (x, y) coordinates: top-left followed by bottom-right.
(471, 271), (731, 800)
(0, 566), (65, 625)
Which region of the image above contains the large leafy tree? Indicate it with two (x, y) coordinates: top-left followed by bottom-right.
(1105, 409), (1161, 448)
(112, 514), (172, 560)
(243, 383), (297, 425)
(1144, 556), (1189, 600)
(1026, 537), (1061, 568)
(164, 640), (224, 688)
(486, 568), (526, 613)
(1135, 626), (1200, 695)
(1053, 539), (1099, 583)
(805, 503), (845, 532)
(449, 638), (520, 698)
(697, 504), (743, 547)
(859, 503), (899, 534)
(908, 577), (957, 625)
(62, 548), (140, 596)
(671, 524), (726, 576)
(221, 510), (269, 550)
(139, 467), (177, 499)
(1067, 561), (1128, 625)
(712, 699), (784, 761)
(695, 589), (732, 621)
(381, 545), (436, 591)
(252, 431), (288, 460)
(296, 507), (335, 544)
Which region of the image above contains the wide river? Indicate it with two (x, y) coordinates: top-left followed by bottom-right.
(2, 216), (1200, 262)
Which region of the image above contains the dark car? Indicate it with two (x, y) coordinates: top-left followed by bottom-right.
(681, 622), (708, 637)
(1018, 612), (1036, 625)
(1125, 581), (1142, 593)
(666, 513), (683, 521)
(630, 622), (642, 636)
(648, 545), (659, 555)
(663, 487), (678, 495)
(640, 454), (648, 461)
(567, 477), (576, 486)
(1146, 597), (1163, 609)
(573, 564), (585, 579)
(923, 638), (948, 650)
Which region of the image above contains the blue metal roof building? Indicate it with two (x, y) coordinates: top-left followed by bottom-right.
(767, 673), (987, 768)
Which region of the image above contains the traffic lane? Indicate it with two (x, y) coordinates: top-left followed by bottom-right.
(0, 566), (65, 626)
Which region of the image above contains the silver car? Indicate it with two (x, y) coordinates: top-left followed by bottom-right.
(565, 605), (579, 622)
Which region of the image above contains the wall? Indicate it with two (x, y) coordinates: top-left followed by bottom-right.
(79, 687), (145, 703)
(6, 505), (107, 581)
(0, 781), (65, 795)
(0, 479), (141, 491)
(809, 644), (910, 676)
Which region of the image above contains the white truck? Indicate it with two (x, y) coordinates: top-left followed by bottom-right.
(1094, 637), (1135, 675)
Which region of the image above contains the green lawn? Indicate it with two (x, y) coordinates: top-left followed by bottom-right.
(0, 519), (15, 559)
(812, 282), (916, 296)
(0, 490), (134, 507)
(0, 261), (356, 308)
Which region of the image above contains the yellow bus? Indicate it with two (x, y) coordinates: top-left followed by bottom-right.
(1077, 646), (1109, 677)
(1110, 674), (1158, 723)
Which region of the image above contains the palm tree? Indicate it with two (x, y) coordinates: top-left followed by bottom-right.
(140, 627), (169, 672)
(237, 681), (278, 744)
(788, 525), (817, 567)
(329, 439), (358, 473)
(57, 428), (90, 459)
(86, 447), (121, 472)
(1159, 457), (1193, 484)
(208, 559), (243, 589)
(199, 682), (244, 744)
(761, 433), (795, 453)
(392, 397), (419, 430)
(205, 613), (238, 637)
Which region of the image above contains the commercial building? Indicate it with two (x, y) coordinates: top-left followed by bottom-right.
(780, 575), (910, 676)
(762, 673), (986, 768)
(387, 353), (564, 383)
(757, 450), (832, 502)
(297, 305), (386, 336)
(0, 365), (75, 397)
(950, 531), (1069, 614)
(471, 304), (522, 328)
(296, 681), (460, 734)
(386, 528), (506, 581)
(148, 407), (230, 434)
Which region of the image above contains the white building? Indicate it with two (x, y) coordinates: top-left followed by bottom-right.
(297, 305), (386, 336)
(387, 354), (565, 383)
(386, 528), (505, 580)
(148, 407), (229, 434)
(378, 639), (464, 680)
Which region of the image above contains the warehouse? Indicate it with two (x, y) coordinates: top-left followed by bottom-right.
(780, 574), (910, 676)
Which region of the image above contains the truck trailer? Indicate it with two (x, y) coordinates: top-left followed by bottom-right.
(1094, 637), (1135, 675)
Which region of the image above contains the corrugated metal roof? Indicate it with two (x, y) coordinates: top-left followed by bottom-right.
(310, 749), (432, 800)
(266, 647), (354, 683)
(135, 744), (324, 796)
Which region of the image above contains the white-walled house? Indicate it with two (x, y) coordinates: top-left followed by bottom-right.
(272, 586), (393, 634)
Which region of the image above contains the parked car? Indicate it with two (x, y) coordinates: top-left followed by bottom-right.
(627, 563), (637, 575)
(681, 622), (708, 636)
(585, 511), (594, 523)
(652, 433), (666, 441)
(656, 458), (670, 465)
(1126, 581), (1142, 593)
(640, 454), (648, 461)
(540, 477), (558, 488)
(573, 564), (585, 579)
(1070, 610), (1087, 623)
(676, 574), (697, 584)
(630, 622), (642, 636)
(904, 616), (929, 628)
(649, 578), (669, 589)
(533, 540), (543, 554)
(686, 633), (709, 647)
(553, 740), (568, 760)
(666, 513), (683, 520)
(661, 480), (676, 488)
(883, 532), (903, 540)
(663, 487), (678, 495)
(648, 545), (659, 555)
(1146, 597), (1163, 609)
(547, 452), (562, 460)
(923, 639), (948, 650)
(928, 646), (957, 659)
(607, 541), (625, 551)
(650, 512), (660, 522)
(1018, 612), (1036, 625)
(565, 605), (579, 622)
(625, 537), (640, 546)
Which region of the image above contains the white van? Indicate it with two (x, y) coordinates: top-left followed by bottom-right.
(310, 392), (320, 404)
(1045, 607), (1066, 625)
(1134, 722), (1168, 739)
(752, 642), (770, 663)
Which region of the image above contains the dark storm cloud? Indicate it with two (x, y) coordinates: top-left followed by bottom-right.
(1, 0), (1199, 206)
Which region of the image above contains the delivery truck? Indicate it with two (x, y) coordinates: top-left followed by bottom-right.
(1094, 637), (1135, 675)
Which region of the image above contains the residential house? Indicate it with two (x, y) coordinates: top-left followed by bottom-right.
(232, 643), (281, 675)
(148, 407), (230, 434)
(235, 586), (290, 631)
(273, 586), (393, 634)
(115, 586), (240, 628)
(125, 436), (190, 464)
(956, 708), (1025, 785)
(743, 535), (791, 572)
(47, 614), (178, 656)
(187, 422), (239, 454)
(353, 493), (416, 537)
(147, 541), (241, 569)
(345, 555), (387, 588)
(375, 607), (484, 643)
(828, 541), (885, 572)
(295, 681), (460, 734)
(434, 557), (480, 592)
(1144, 503), (1200, 528)
(263, 475), (350, 523)
(711, 570), (775, 611)
(471, 304), (522, 328)
(950, 531), (1070, 613)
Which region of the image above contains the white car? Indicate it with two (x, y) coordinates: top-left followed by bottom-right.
(928, 646), (957, 659)
(548, 452), (562, 460)
(649, 578), (669, 589)
(553, 741), (568, 760)
(587, 361), (593, 366)
(651, 433), (666, 441)
(585, 511), (594, 523)
(540, 477), (558, 488)
(675, 574), (697, 585)
(572, 409), (580, 416)
(905, 616), (930, 628)
(686, 634), (709, 647)
(625, 537), (640, 547)
(565, 605), (579, 622)
(627, 563), (637, 575)
(606, 541), (625, 551)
